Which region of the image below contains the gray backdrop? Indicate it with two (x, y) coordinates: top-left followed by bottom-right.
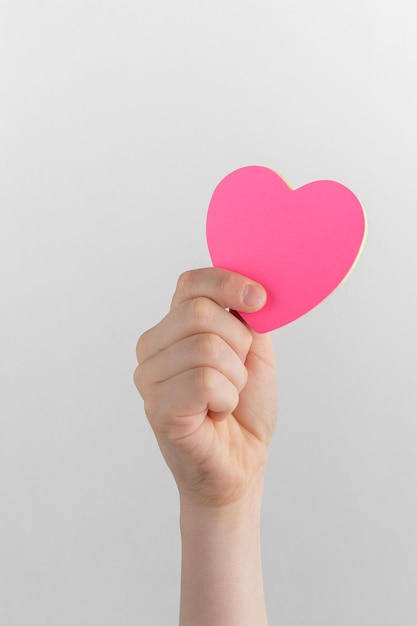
(1, 1), (416, 624)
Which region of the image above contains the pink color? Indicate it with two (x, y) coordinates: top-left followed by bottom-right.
(206, 166), (367, 332)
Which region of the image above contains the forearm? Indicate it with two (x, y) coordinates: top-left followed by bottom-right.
(179, 482), (268, 626)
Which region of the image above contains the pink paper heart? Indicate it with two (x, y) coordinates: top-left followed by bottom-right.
(206, 166), (367, 333)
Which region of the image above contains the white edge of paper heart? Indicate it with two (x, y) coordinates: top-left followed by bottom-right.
(336, 200), (368, 289)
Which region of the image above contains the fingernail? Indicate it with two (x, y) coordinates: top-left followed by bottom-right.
(243, 284), (266, 307)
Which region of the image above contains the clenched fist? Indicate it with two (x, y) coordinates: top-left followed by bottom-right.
(134, 268), (278, 508)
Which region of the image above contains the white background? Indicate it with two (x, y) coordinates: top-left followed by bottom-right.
(1, 1), (416, 624)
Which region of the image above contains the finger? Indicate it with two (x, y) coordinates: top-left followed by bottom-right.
(136, 296), (253, 365)
(136, 333), (248, 394)
(231, 309), (276, 368)
(142, 367), (239, 440)
(171, 268), (267, 312)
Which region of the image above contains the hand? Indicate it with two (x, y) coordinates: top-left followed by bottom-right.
(134, 268), (278, 508)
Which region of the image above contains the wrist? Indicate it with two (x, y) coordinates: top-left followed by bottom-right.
(178, 475), (268, 626)
(179, 474), (265, 535)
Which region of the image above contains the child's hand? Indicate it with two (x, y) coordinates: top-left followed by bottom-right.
(134, 268), (278, 509)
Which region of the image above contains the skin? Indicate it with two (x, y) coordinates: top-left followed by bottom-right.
(134, 267), (278, 625)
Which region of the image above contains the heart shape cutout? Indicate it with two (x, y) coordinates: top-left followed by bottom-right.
(206, 166), (367, 333)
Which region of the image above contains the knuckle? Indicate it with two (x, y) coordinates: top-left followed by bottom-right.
(176, 269), (195, 295)
(196, 332), (221, 364)
(133, 362), (146, 396)
(190, 296), (214, 329)
(136, 329), (151, 363)
(133, 365), (140, 388)
(135, 330), (149, 363)
(196, 366), (218, 393)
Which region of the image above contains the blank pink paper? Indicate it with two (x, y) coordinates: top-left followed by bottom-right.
(206, 166), (367, 333)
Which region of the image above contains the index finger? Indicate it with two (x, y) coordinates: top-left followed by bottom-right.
(171, 267), (267, 312)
